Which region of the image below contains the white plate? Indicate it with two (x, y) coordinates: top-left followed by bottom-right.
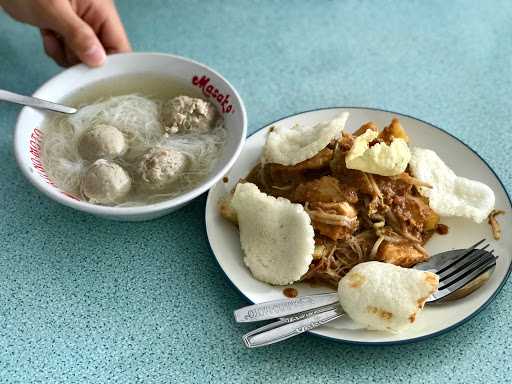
(205, 107), (512, 344)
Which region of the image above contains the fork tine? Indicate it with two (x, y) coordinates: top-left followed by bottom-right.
(430, 256), (497, 302)
(438, 247), (490, 280)
(438, 251), (495, 289)
(435, 240), (487, 275)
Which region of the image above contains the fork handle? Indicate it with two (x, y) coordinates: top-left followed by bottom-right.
(234, 292), (339, 323)
(242, 305), (345, 348)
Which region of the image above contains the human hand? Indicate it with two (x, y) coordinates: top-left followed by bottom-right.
(0, 0), (131, 67)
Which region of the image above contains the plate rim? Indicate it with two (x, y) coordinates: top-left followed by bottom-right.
(205, 105), (512, 346)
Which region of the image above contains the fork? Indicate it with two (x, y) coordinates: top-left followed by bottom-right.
(235, 239), (497, 348)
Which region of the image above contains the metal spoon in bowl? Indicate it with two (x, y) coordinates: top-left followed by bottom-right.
(0, 89), (77, 114)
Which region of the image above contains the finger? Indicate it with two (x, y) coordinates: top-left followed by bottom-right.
(98, 10), (131, 54)
(64, 18), (106, 67)
(64, 45), (81, 67)
(40, 29), (68, 67)
(51, 5), (106, 67)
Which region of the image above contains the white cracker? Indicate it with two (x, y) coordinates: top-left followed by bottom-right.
(345, 129), (411, 176)
(263, 112), (349, 166)
(409, 147), (495, 223)
(338, 261), (438, 332)
(230, 182), (314, 285)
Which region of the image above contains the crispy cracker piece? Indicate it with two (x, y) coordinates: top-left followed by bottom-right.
(263, 113), (349, 166)
(345, 129), (411, 176)
(409, 147), (495, 223)
(338, 261), (439, 332)
(230, 182), (315, 285)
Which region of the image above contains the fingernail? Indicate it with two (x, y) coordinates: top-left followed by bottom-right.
(84, 45), (106, 66)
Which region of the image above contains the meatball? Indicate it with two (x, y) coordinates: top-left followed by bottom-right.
(82, 159), (131, 205)
(161, 95), (218, 134)
(138, 148), (188, 188)
(78, 124), (127, 161)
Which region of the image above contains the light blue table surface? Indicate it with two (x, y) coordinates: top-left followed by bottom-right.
(1, 1), (511, 383)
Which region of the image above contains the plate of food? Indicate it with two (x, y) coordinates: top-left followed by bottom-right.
(205, 107), (511, 344)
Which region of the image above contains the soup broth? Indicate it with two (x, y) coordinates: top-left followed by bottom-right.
(41, 74), (226, 206)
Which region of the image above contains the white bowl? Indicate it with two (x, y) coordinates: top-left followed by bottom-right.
(14, 52), (247, 221)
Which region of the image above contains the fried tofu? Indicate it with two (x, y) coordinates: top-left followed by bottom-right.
(353, 122), (379, 136)
(379, 118), (410, 144)
(292, 176), (358, 204)
(376, 242), (429, 268)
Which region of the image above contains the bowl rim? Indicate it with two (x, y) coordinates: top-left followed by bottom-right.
(13, 52), (247, 217)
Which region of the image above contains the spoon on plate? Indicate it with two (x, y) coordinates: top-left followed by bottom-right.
(0, 89), (77, 114)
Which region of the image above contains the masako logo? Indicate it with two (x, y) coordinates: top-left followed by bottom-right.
(29, 128), (53, 185)
(192, 75), (235, 114)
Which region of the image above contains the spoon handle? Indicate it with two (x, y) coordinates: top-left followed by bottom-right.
(0, 89), (77, 114)
(242, 305), (345, 348)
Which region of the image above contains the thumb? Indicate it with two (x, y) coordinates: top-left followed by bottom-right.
(58, 14), (106, 67)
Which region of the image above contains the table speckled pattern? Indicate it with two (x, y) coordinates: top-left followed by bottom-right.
(0, 1), (511, 383)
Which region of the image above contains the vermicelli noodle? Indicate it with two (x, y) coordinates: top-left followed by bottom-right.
(41, 93), (226, 206)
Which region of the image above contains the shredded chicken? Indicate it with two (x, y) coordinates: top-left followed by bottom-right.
(370, 235), (386, 259)
(365, 173), (383, 198)
(488, 209), (505, 240)
(353, 121), (379, 136)
(305, 202), (359, 241)
(306, 210), (357, 227)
